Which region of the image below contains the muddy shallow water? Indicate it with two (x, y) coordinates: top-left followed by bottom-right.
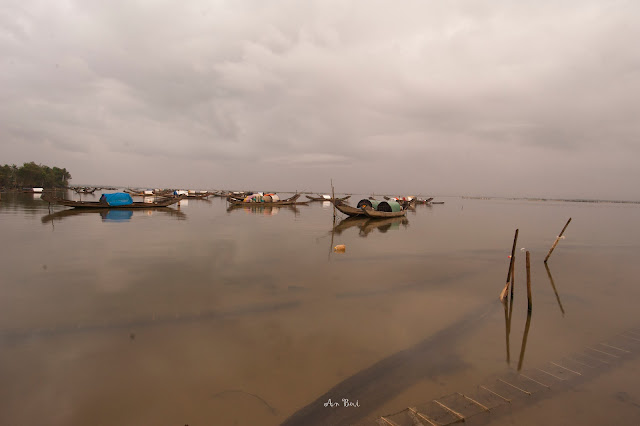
(1, 192), (639, 425)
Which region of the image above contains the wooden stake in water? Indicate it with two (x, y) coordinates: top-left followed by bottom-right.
(510, 256), (515, 299)
(526, 251), (532, 312)
(544, 218), (572, 263)
(331, 179), (336, 221)
(500, 229), (519, 301)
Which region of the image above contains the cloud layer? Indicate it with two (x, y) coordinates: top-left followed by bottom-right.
(2, 0), (639, 198)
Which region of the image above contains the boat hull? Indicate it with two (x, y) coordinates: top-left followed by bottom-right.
(333, 202), (365, 217)
(361, 205), (407, 218)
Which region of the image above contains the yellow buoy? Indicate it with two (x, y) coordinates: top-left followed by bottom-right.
(333, 244), (346, 253)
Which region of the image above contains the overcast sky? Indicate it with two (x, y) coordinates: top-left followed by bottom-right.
(2, 0), (639, 199)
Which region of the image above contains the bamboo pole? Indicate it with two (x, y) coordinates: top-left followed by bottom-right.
(499, 229), (519, 301)
(331, 179), (336, 221)
(544, 218), (572, 263)
(510, 255), (515, 299)
(526, 251), (532, 312)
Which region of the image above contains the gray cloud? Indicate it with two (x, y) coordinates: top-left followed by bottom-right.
(1, 0), (639, 199)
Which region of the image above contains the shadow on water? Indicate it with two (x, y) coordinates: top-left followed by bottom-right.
(502, 283), (533, 371)
(40, 207), (186, 223)
(0, 301), (300, 343)
(331, 216), (409, 237)
(226, 203), (300, 216)
(281, 302), (495, 426)
(545, 263), (566, 316)
(504, 299), (512, 366)
(517, 310), (533, 372)
(0, 192), (55, 214)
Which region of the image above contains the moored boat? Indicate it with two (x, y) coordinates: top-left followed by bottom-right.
(415, 197), (434, 204)
(22, 187), (44, 193)
(361, 200), (407, 218)
(42, 192), (183, 209)
(334, 202), (365, 217)
(306, 194), (351, 202)
(124, 188), (150, 196)
(333, 198), (381, 217)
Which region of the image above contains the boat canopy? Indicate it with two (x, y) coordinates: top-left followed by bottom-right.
(100, 193), (133, 206)
(357, 199), (380, 210)
(377, 201), (402, 212)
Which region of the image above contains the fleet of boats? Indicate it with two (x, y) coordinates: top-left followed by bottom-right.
(11, 186), (444, 224)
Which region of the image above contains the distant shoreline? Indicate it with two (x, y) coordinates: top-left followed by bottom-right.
(2, 187), (637, 205)
(461, 196), (640, 204)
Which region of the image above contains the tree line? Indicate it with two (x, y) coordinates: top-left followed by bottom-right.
(0, 162), (72, 189)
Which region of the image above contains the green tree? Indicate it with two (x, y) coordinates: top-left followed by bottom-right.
(0, 162), (71, 188)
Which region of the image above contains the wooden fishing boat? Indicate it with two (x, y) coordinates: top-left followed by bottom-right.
(123, 188), (153, 196)
(398, 199), (417, 210)
(305, 194), (351, 202)
(185, 192), (212, 199)
(73, 187), (97, 194)
(333, 201), (365, 217)
(227, 193), (307, 206)
(415, 197), (434, 204)
(333, 198), (383, 217)
(22, 188), (44, 193)
(41, 193), (183, 209)
(361, 204), (407, 218)
(226, 192), (257, 201)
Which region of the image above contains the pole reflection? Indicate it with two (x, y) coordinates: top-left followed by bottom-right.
(545, 263), (565, 316)
(517, 310), (532, 371)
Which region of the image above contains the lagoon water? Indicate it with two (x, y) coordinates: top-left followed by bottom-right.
(1, 192), (640, 425)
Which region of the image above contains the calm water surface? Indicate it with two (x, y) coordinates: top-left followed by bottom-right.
(1, 192), (639, 425)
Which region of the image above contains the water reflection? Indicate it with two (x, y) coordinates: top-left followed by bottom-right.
(0, 192), (53, 213)
(517, 310), (533, 371)
(503, 272), (533, 371)
(226, 204), (300, 216)
(41, 207), (186, 223)
(332, 216), (409, 237)
(545, 263), (566, 316)
(504, 299), (512, 365)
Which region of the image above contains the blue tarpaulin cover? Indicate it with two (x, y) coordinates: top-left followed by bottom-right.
(100, 193), (133, 206)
